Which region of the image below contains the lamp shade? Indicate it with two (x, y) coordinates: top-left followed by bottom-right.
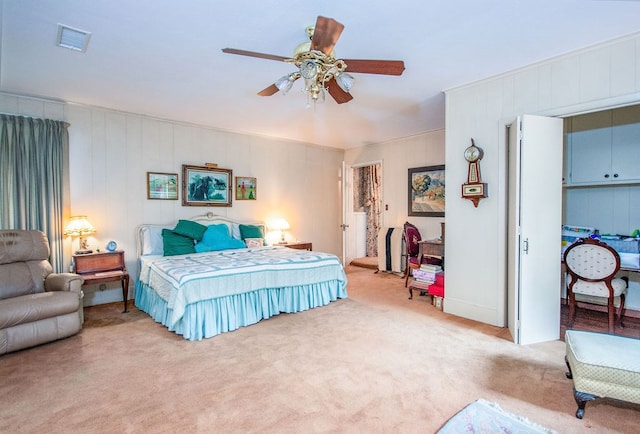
(64, 216), (95, 236)
(268, 218), (290, 231)
(275, 74), (295, 94)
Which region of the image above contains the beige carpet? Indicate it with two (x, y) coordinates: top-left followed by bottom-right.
(1, 266), (639, 433)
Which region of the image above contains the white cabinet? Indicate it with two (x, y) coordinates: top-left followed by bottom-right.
(566, 106), (640, 186)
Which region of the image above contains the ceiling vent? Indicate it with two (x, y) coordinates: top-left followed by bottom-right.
(56, 24), (91, 52)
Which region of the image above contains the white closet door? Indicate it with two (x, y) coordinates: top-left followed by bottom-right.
(508, 115), (563, 345)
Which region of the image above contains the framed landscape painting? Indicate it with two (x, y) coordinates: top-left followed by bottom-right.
(182, 165), (232, 207)
(236, 177), (257, 200)
(408, 165), (445, 217)
(147, 172), (178, 200)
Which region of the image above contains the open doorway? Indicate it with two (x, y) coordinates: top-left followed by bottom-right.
(350, 163), (382, 269)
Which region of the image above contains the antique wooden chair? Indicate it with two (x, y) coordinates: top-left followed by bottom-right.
(563, 237), (628, 334)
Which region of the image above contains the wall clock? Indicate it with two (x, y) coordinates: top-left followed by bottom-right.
(461, 138), (488, 208)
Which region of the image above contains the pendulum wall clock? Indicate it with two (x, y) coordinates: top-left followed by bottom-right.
(461, 138), (488, 207)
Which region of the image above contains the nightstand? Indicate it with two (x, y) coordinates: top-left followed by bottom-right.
(283, 242), (312, 251)
(73, 251), (130, 313)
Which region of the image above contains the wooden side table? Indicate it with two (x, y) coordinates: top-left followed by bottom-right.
(73, 251), (130, 313)
(283, 242), (312, 251)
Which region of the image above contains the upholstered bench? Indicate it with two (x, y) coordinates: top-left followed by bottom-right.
(565, 330), (640, 418)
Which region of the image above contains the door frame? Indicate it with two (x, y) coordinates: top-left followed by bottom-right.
(342, 160), (383, 266)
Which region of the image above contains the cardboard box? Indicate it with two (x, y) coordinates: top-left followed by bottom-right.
(433, 296), (443, 311)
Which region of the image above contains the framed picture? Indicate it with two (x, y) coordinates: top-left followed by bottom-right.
(182, 165), (232, 207)
(235, 177), (257, 200)
(147, 172), (178, 200)
(408, 165), (445, 217)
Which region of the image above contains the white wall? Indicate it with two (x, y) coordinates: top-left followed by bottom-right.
(344, 130), (446, 242)
(444, 32), (640, 327)
(0, 93), (344, 305)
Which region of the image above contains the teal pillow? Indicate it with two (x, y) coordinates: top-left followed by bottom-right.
(173, 220), (207, 241)
(239, 224), (265, 240)
(162, 229), (196, 256)
(195, 224), (246, 252)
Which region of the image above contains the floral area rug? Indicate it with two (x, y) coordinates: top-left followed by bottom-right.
(437, 399), (557, 434)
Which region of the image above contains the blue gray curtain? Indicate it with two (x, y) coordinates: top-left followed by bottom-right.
(0, 115), (68, 272)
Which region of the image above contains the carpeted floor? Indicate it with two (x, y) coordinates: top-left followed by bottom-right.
(1, 265), (639, 433)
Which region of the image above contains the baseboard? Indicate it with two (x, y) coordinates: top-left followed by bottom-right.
(564, 298), (640, 319)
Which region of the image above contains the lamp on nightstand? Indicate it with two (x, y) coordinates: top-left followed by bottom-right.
(269, 218), (290, 244)
(64, 216), (96, 254)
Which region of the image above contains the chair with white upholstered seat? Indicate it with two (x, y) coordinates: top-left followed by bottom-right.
(563, 237), (628, 334)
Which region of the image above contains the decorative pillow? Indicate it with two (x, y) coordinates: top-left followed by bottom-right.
(162, 229), (195, 256)
(244, 238), (264, 248)
(239, 224), (265, 241)
(141, 225), (172, 256)
(195, 224), (246, 252)
(173, 219), (207, 241)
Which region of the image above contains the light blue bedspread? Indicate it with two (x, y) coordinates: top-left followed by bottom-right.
(135, 246), (348, 340)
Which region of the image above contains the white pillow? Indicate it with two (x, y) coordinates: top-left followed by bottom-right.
(141, 226), (171, 256)
(231, 223), (241, 240)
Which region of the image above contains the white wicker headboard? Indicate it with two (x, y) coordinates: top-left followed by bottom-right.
(135, 212), (263, 258)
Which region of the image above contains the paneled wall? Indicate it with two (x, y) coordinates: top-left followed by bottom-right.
(0, 93), (344, 305)
(344, 130), (446, 242)
(444, 31), (640, 327)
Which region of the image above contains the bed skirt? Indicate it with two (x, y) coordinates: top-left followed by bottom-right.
(135, 280), (348, 341)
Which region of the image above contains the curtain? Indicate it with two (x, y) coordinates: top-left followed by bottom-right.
(0, 115), (68, 272)
(362, 164), (381, 257)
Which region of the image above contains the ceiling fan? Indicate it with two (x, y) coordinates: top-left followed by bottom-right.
(222, 16), (405, 105)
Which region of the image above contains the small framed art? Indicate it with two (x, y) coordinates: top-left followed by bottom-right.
(147, 172), (178, 200)
(182, 165), (232, 207)
(408, 165), (445, 217)
(235, 177), (257, 200)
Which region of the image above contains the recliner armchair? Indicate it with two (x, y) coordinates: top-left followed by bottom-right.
(0, 230), (84, 355)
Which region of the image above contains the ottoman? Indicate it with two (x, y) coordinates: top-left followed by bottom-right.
(565, 330), (640, 418)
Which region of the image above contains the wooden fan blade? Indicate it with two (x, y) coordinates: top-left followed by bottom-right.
(326, 79), (353, 104)
(310, 16), (344, 56)
(343, 59), (405, 76)
(222, 48), (288, 62)
(258, 84), (279, 96)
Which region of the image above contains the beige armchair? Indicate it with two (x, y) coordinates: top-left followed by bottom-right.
(0, 230), (84, 355)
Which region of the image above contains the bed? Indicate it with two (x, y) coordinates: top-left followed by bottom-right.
(134, 213), (348, 340)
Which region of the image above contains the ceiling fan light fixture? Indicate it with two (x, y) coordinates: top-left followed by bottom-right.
(275, 74), (295, 94)
(336, 72), (355, 93)
(300, 59), (318, 80)
(222, 16), (405, 106)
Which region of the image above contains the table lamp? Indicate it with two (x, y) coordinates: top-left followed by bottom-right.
(64, 216), (96, 254)
(269, 218), (290, 244)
